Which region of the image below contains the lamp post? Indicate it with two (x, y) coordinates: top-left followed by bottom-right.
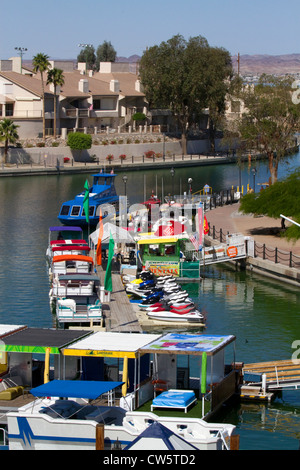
(252, 168), (257, 193)
(14, 47), (27, 73)
(122, 175), (128, 196)
(170, 167), (175, 198)
(78, 44), (92, 74)
(188, 177), (193, 195)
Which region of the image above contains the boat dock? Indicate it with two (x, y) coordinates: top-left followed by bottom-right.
(96, 266), (142, 333)
(240, 359), (300, 401)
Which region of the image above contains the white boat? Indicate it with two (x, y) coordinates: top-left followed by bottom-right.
(147, 309), (204, 323)
(50, 274), (100, 300)
(46, 226), (86, 260)
(56, 296), (102, 326)
(6, 380), (235, 450)
(49, 254), (94, 278)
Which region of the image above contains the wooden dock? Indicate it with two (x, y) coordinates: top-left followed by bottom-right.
(96, 264), (142, 333)
(240, 359), (300, 401)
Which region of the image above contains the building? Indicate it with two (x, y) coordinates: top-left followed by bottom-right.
(0, 58), (148, 139)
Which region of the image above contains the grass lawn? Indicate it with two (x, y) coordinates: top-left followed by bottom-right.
(137, 396), (211, 419)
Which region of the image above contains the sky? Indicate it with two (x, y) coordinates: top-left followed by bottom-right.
(2, 0), (300, 60)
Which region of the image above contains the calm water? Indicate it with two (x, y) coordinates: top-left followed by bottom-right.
(1, 152), (300, 449)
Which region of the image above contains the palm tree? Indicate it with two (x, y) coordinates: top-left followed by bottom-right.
(47, 68), (65, 139)
(0, 119), (19, 164)
(32, 53), (50, 140)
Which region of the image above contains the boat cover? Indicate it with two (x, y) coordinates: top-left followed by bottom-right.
(49, 226), (83, 232)
(152, 390), (196, 409)
(30, 380), (124, 399)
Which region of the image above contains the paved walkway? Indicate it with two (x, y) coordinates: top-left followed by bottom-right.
(205, 202), (300, 258)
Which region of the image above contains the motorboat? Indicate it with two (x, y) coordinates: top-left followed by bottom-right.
(49, 255), (94, 278)
(58, 173), (119, 227)
(56, 296), (102, 326)
(50, 273), (100, 300)
(46, 226), (87, 260)
(6, 380), (235, 450)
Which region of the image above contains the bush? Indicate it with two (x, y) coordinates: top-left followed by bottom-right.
(119, 154), (126, 160)
(52, 141), (59, 147)
(106, 154), (114, 161)
(36, 142), (45, 147)
(67, 132), (92, 150)
(64, 157), (70, 163)
(132, 112), (146, 121)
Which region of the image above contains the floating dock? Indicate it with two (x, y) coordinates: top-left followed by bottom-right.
(239, 359), (300, 401)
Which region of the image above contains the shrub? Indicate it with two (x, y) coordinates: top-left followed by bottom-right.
(144, 150), (156, 158)
(132, 112), (146, 122)
(106, 154), (114, 161)
(119, 154), (126, 160)
(64, 157), (70, 163)
(67, 132), (92, 150)
(52, 141), (59, 147)
(36, 142), (45, 147)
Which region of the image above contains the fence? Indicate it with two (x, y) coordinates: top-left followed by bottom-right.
(208, 224), (300, 269)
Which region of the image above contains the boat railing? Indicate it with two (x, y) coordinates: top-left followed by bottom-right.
(0, 427), (8, 448)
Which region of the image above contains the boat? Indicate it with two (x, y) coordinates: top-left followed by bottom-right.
(146, 310), (204, 323)
(46, 226), (87, 260)
(56, 296), (102, 327)
(57, 173), (119, 227)
(6, 379), (235, 450)
(49, 254), (94, 278)
(50, 273), (100, 300)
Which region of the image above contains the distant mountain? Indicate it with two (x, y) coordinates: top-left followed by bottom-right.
(232, 54), (300, 75)
(22, 53), (300, 75)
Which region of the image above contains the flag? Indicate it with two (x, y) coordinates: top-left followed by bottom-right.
(189, 232), (199, 250)
(104, 233), (114, 292)
(83, 179), (89, 224)
(204, 216), (209, 235)
(96, 209), (103, 265)
(198, 204), (203, 248)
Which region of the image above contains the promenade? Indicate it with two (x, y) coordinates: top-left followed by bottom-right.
(205, 202), (300, 285)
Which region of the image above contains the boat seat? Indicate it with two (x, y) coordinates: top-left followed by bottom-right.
(0, 386), (24, 400)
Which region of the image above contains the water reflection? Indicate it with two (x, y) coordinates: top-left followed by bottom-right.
(1, 153), (300, 448)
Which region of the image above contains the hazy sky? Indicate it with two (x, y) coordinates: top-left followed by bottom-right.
(2, 0), (299, 60)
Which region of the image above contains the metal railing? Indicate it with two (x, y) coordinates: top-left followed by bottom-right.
(208, 224), (300, 269)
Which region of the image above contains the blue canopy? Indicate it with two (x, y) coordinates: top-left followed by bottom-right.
(49, 226), (83, 232)
(30, 380), (123, 399)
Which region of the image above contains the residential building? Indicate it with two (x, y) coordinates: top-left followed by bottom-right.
(0, 58), (148, 139)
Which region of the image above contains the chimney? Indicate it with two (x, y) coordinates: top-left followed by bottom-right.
(110, 79), (120, 93)
(79, 79), (89, 93)
(135, 79), (144, 93)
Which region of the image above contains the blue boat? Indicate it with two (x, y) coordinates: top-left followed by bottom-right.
(58, 173), (119, 226)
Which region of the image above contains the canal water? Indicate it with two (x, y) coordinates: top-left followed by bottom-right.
(1, 151), (300, 449)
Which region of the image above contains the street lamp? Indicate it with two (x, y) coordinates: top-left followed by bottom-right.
(14, 47), (27, 73)
(78, 44), (92, 74)
(188, 177), (193, 195)
(122, 175), (128, 196)
(170, 167), (175, 198)
(252, 168), (257, 193)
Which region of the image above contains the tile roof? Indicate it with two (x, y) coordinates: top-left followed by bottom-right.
(0, 69), (145, 100)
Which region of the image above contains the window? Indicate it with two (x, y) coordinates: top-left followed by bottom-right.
(82, 206), (95, 217)
(60, 205), (70, 216)
(5, 103), (13, 116)
(71, 206), (81, 216)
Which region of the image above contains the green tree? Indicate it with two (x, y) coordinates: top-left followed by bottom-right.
(139, 34), (232, 154)
(96, 41), (117, 70)
(239, 170), (300, 240)
(32, 53), (50, 140)
(77, 45), (96, 72)
(0, 118), (19, 164)
(46, 68), (65, 139)
(234, 75), (300, 184)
